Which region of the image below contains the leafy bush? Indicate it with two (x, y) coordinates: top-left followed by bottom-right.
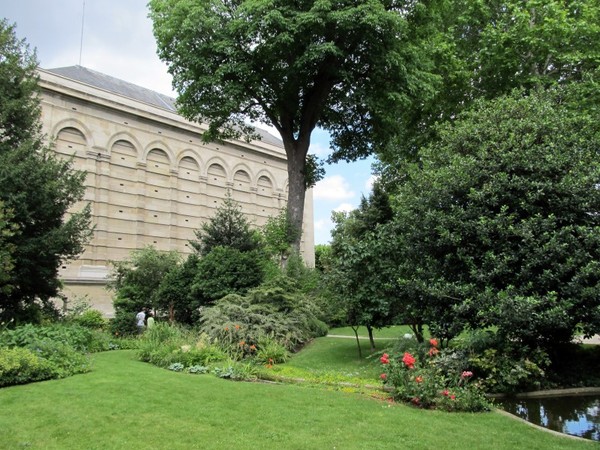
(200, 277), (327, 354)
(70, 309), (107, 330)
(136, 323), (227, 369)
(455, 330), (550, 394)
(0, 347), (58, 387)
(192, 246), (266, 302)
(254, 338), (290, 365)
(0, 323), (108, 353)
(380, 339), (491, 412)
(28, 340), (91, 378)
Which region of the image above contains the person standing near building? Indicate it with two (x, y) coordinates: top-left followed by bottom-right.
(146, 311), (155, 330)
(135, 309), (146, 334)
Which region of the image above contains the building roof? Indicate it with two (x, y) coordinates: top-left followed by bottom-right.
(46, 65), (283, 146)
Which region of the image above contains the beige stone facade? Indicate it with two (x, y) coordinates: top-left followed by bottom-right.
(37, 66), (314, 316)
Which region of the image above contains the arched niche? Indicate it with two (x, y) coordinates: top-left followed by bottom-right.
(207, 163), (227, 183)
(110, 139), (138, 167)
(147, 148), (171, 173)
(178, 156), (200, 180)
(55, 127), (87, 157)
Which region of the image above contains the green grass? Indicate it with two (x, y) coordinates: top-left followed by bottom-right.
(0, 350), (595, 449)
(328, 324), (423, 339)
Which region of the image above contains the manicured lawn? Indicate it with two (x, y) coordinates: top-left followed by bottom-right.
(0, 351), (594, 449)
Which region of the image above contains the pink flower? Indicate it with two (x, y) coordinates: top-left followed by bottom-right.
(402, 352), (416, 369)
(380, 353), (390, 364)
(450, 394), (456, 400)
(380, 373), (387, 381)
(461, 370), (473, 378)
(429, 338), (438, 347)
(428, 347), (439, 357)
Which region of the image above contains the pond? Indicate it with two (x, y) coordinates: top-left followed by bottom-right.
(499, 394), (600, 441)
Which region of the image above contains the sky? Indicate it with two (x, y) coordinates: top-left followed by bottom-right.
(2, 0), (376, 245)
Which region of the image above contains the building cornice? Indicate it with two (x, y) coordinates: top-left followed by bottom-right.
(37, 68), (287, 162)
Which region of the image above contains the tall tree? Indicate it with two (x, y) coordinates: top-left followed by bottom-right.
(329, 182), (396, 351)
(190, 191), (261, 255)
(378, 0), (600, 174)
(0, 21), (92, 323)
(149, 0), (438, 248)
(386, 86), (600, 349)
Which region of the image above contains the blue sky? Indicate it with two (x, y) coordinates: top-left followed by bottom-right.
(3, 0), (375, 245)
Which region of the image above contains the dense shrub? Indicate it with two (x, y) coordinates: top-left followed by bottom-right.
(27, 340), (91, 378)
(136, 323), (227, 369)
(381, 339), (491, 412)
(0, 323), (110, 353)
(192, 246), (266, 302)
(0, 347), (58, 387)
(70, 309), (107, 330)
(200, 277), (327, 353)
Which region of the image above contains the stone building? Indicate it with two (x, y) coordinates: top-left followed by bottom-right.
(37, 66), (314, 316)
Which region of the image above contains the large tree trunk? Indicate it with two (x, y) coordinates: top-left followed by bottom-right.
(282, 138), (309, 253)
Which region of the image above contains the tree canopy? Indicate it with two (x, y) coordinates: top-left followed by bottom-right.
(149, 0), (438, 248)
(0, 21), (92, 323)
(384, 86), (600, 349)
(378, 0), (600, 175)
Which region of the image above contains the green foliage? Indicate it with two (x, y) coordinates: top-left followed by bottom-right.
(0, 21), (92, 323)
(254, 338), (290, 365)
(380, 341), (491, 412)
(70, 309), (107, 330)
(136, 323), (227, 369)
(262, 208), (299, 266)
(379, 0), (600, 172)
(190, 192), (262, 256)
(328, 183), (397, 347)
(383, 86), (600, 349)
(109, 246), (181, 335)
(192, 247), (266, 303)
(0, 323), (111, 354)
(0, 346), (58, 387)
(0, 201), (17, 296)
(200, 277), (327, 353)
(149, 0), (439, 248)
(155, 253), (202, 324)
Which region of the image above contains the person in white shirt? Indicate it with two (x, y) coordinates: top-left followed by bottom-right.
(135, 309), (146, 334)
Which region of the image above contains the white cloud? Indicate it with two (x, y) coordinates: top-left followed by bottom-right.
(365, 175), (378, 192)
(314, 218), (330, 231)
(309, 141), (329, 157)
(313, 175), (355, 201)
(334, 203), (355, 213)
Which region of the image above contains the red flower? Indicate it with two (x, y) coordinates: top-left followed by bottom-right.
(249, 344), (256, 351)
(415, 376), (423, 383)
(450, 394), (456, 400)
(380, 373), (387, 381)
(429, 338), (438, 347)
(411, 397), (420, 405)
(461, 370), (473, 378)
(441, 389), (449, 397)
(380, 353), (390, 364)
(235, 324), (240, 330)
(239, 341), (246, 347)
(402, 352), (416, 369)
(428, 347), (439, 357)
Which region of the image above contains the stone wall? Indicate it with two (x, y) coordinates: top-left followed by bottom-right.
(38, 68), (314, 315)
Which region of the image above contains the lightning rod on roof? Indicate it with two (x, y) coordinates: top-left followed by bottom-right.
(79, 0), (86, 66)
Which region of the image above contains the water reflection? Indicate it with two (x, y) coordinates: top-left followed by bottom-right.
(500, 395), (600, 441)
